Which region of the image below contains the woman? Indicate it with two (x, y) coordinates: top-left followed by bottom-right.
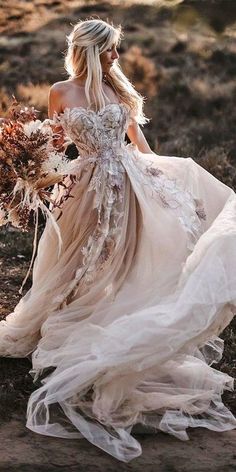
(0, 18), (236, 462)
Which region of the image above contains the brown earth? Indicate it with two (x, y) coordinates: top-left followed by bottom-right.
(0, 417), (235, 472)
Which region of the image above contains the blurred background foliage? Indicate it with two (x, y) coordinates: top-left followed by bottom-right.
(0, 0), (236, 420)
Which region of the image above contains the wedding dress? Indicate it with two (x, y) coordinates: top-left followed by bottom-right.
(0, 101), (236, 462)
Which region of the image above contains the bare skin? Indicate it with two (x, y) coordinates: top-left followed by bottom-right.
(48, 43), (154, 154)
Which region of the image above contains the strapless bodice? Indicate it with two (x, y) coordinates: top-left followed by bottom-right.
(53, 102), (131, 158)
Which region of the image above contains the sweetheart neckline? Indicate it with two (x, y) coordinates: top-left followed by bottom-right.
(55, 102), (130, 120)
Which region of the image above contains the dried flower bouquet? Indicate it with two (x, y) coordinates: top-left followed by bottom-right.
(0, 101), (76, 292)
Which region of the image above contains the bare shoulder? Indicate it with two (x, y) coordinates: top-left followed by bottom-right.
(50, 79), (74, 92)
(49, 81), (69, 97)
(48, 81), (70, 118)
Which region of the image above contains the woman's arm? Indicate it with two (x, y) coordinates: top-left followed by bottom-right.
(126, 120), (156, 154)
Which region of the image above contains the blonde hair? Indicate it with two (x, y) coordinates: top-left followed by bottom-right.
(64, 18), (149, 125)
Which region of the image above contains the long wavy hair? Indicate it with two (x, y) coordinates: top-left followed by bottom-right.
(64, 18), (149, 124)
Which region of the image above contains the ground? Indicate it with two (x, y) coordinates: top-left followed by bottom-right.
(0, 417), (236, 471)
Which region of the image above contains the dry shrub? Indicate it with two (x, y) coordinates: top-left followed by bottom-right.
(196, 146), (236, 191)
(189, 78), (236, 100)
(16, 82), (50, 115)
(0, 83), (50, 118)
(122, 46), (158, 97)
(0, 88), (16, 117)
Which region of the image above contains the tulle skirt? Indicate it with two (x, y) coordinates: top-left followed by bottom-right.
(0, 143), (236, 462)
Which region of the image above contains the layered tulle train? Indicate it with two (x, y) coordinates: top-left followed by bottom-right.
(0, 141), (236, 462)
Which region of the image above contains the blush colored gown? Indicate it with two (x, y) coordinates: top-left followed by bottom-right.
(0, 102), (236, 462)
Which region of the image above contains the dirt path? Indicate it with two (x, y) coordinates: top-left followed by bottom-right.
(0, 415), (235, 472)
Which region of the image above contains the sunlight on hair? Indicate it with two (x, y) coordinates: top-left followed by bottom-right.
(64, 18), (149, 124)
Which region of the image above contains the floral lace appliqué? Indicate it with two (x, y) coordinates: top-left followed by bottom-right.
(51, 103), (206, 310)
(129, 157), (207, 251)
(147, 162), (207, 249)
(52, 104), (129, 307)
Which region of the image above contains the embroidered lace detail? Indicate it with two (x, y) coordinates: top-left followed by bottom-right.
(146, 161), (207, 250)
(126, 153), (207, 251)
(52, 103), (206, 308)
(52, 104), (130, 306)
(54, 187), (125, 307)
(53, 103), (130, 158)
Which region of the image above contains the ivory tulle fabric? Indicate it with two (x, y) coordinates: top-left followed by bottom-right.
(0, 102), (236, 462)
